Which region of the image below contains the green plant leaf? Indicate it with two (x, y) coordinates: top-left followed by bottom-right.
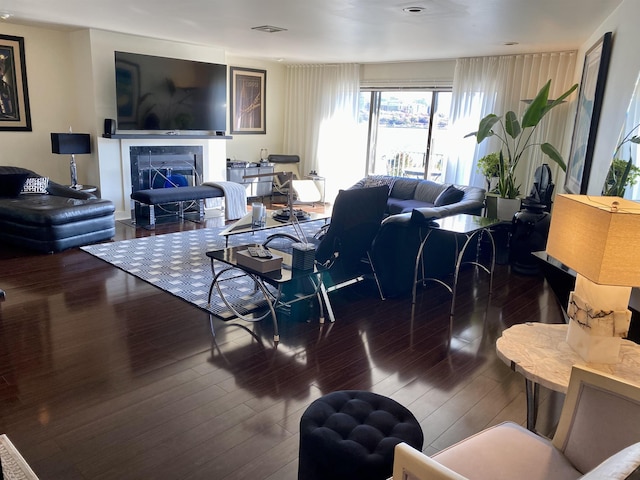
(541, 143), (567, 172)
(522, 80), (551, 128)
(476, 114), (501, 143)
(504, 111), (521, 139)
(544, 83), (578, 114)
(630, 135), (640, 144)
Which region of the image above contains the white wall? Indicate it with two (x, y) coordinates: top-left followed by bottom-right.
(225, 55), (286, 164)
(0, 24), (81, 183)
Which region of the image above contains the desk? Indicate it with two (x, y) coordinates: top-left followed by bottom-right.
(206, 245), (334, 345)
(412, 214), (500, 345)
(496, 322), (640, 430)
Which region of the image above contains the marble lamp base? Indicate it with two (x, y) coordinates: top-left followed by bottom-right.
(566, 289), (632, 364)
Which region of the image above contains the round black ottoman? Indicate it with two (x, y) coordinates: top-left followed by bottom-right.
(298, 390), (424, 480)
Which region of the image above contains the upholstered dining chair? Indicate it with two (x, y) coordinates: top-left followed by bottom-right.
(391, 364), (640, 480)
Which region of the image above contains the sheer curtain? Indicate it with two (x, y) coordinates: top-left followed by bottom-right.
(447, 52), (577, 195)
(283, 64), (361, 199)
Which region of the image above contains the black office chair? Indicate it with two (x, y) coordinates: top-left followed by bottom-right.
(314, 185), (389, 300)
(523, 163), (554, 212)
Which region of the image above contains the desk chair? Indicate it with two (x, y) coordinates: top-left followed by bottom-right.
(392, 364), (640, 480)
(268, 154), (322, 204)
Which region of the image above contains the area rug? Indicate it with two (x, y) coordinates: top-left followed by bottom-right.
(81, 220), (325, 319)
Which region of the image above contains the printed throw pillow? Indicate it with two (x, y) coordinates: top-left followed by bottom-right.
(21, 177), (50, 194)
(0, 173), (29, 197)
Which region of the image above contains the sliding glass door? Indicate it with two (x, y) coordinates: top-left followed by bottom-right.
(359, 89), (452, 181)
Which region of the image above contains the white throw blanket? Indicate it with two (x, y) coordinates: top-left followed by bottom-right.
(203, 181), (247, 220)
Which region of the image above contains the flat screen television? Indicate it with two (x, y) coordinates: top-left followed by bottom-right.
(114, 51), (227, 133)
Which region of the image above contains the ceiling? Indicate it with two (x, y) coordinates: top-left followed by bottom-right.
(0, 0), (623, 63)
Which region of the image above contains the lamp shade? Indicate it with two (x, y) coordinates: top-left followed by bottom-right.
(50, 133), (91, 155)
(546, 194), (640, 287)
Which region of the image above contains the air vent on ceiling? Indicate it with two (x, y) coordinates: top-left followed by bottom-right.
(252, 25), (288, 33)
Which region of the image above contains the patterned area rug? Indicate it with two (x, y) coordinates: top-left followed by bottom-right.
(81, 220), (326, 319)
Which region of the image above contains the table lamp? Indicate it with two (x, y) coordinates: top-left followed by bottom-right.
(50, 132), (91, 189)
(546, 194), (640, 363)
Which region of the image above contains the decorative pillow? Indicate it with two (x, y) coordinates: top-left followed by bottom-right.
(0, 173), (29, 197)
(363, 175), (395, 193)
(434, 185), (464, 206)
(21, 176), (49, 194)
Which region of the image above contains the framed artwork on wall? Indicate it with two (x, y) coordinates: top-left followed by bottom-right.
(565, 32), (612, 194)
(0, 34), (32, 131)
(229, 67), (266, 134)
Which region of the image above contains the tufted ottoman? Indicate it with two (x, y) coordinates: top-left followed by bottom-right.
(298, 390), (423, 480)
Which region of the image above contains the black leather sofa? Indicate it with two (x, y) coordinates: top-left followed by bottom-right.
(351, 175), (486, 297)
(0, 166), (116, 253)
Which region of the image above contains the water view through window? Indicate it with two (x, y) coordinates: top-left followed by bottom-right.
(359, 90), (452, 182)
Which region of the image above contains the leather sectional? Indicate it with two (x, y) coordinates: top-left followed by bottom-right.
(0, 166), (115, 253)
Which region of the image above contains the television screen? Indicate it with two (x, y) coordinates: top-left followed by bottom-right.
(114, 51), (227, 133)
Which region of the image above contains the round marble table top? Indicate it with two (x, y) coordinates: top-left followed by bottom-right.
(496, 322), (640, 394)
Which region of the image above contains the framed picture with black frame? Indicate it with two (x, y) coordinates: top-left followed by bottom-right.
(229, 66), (266, 134)
(565, 32), (612, 194)
(0, 34), (32, 131)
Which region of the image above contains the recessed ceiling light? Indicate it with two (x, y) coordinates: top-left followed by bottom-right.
(0, 13), (13, 20)
(403, 6), (425, 13)
(504, 41), (519, 46)
(252, 25), (287, 33)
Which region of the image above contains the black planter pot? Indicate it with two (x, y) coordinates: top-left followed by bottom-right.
(510, 202), (551, 275)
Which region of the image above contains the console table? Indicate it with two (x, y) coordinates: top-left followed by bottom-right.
(496, 322), (640, 431)
(227, 164), (274, 198)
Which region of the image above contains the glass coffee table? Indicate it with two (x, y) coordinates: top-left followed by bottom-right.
(220, 208), (331, 246)
(206, 244), (335, 345)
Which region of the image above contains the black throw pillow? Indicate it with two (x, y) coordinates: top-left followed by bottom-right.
(0, 173), (29, 197)
(434, 185), (464, 206)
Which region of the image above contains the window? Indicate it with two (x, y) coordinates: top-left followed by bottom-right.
(359, 89), (452, 181)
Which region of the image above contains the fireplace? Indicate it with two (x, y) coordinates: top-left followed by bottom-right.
(129, 145), (204, 223)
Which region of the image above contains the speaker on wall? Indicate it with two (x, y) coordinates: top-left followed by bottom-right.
(104, 118), (116, 137)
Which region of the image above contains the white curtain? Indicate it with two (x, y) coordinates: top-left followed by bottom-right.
(447, 52), (577, 195)
(283, 64), (360, 199)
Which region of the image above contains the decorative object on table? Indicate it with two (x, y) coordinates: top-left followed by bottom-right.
(50, 130), (91, 189)
(229, 66), (266, 134)
(272, 207), (310, 222)
(0, 34), (32, 131)
(259, 148), (268, 162)
(546, 194), (640, 363)
(236, 248), (283, 273)
(510, 164), (554, 275)
(467, 80), (577, 220)
(565, 32), (613, 194)
(251, 202), (266, 227)
(291, 242), (316, 270)
(476, 151), (500, 193)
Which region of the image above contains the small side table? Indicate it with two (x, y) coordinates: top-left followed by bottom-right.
(412, 214), (500, 345)
(496, 322), (640, 431)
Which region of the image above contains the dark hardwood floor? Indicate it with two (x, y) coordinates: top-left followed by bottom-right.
(0, 213), (566, 479)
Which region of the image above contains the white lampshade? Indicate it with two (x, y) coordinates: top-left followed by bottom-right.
(546, 194), (640, 287)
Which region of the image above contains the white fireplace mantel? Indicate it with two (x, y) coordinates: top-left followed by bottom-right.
(97, 136), (228, 219)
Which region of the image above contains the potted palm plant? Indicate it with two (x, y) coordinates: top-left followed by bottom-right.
(467, 80), (578, 219)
